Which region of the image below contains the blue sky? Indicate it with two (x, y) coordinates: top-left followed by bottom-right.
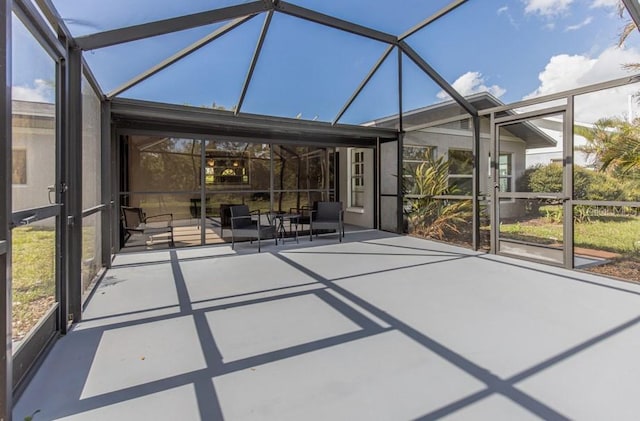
(12, 0), (640, 124)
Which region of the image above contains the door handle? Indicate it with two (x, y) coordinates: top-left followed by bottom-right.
(47, 185), (55, 204)
(20, 214), (37, 225)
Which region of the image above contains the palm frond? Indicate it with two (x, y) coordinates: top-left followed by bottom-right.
(408, 155), (472, 240)
(618, 20), (637, 47)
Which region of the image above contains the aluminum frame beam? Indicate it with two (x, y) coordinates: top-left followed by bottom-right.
(563, 98), (574, 269)
(100, 100), (112, 270)
(13, 0), (65, 59)
(396, 46), (404, 233)
(274, 1), (397, 45)
(489, 113), (497, 254)
(236, 11), (273, 115)
(397, 47), (403, 132)
(33, 0), (74, 44)
(66, 47), (83, 324)
(333, 45), (394, 125)
(622, 0), (640, 36)
(471, 115), (480, 251)
(57, 34), (69, 337)
(75, 1), (270, 50)
(399, 40), (477, 117)
(478, 74), (640, 115)
(107, 15), (255, 99)
(493, 104), (566, 124)
(0, 0), (12, 417)
(399, 0), (468, 41)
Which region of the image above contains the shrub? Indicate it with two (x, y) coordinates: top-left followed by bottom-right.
(519, 163), (632, 220)
(520, 163), (627, 200)
(407, 155), (472, 240)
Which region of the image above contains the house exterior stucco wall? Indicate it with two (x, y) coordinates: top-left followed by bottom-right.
(338, 147), (375, 229)
(12, 128), (56, 212)
(404, 122), (527, 219)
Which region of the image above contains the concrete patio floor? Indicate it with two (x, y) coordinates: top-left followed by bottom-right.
(13, 230), (640, 420)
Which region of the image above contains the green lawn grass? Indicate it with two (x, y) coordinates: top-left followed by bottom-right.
(12, 226), (56, 341)
(11, 224), (98, 341)
(500, 217), (640, 254)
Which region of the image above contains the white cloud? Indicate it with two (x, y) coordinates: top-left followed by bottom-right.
(565, 16), (593, 31)
(544, 22), (556, 30)
(590, 0), (619, 8)
(525, 46), (640, 122)
(437, 71), (506, 100)
(498, 5), (520, 28)
(12, 79), (53, 102)
(523, 0), (573, 16)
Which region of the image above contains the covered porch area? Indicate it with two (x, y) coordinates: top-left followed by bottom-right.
(14, 232), (640, 420)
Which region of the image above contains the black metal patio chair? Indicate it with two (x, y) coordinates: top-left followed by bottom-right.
(229, 205), (276, 252)
(289, 201), (317, 235)
(121, 206), (174, 247)
(309, 201), (344, 242)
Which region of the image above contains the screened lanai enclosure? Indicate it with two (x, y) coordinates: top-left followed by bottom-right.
(4, 0), (640, 417)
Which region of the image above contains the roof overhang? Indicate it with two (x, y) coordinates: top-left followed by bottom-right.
(110, 98), (398, 148)
(373, 92), (557, 149)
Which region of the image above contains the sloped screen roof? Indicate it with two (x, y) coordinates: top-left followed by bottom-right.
(28, 0), (640, 125)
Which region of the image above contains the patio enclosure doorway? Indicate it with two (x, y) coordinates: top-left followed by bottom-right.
(493, 109), (570, 266)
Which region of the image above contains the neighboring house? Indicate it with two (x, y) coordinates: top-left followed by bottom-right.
(12, 100), (56, 214)
(525, 117), (594, 169)
(12, 98), (100, 218)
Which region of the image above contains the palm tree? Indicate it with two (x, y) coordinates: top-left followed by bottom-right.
(609, 118), (640, 173)
(618, 1), (640, 70)
(576, 117), (640, 174)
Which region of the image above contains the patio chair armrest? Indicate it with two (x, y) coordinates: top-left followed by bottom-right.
(145, 213), (173, 222)
(249, 209), (265, 221)
(291, 206), (313, 216)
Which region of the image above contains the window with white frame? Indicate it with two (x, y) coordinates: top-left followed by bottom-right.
(498, 153), (513, 192)
(350, 149), (365, 208)
(447, 149), (473, 194)
(12, 149), (27, 185)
